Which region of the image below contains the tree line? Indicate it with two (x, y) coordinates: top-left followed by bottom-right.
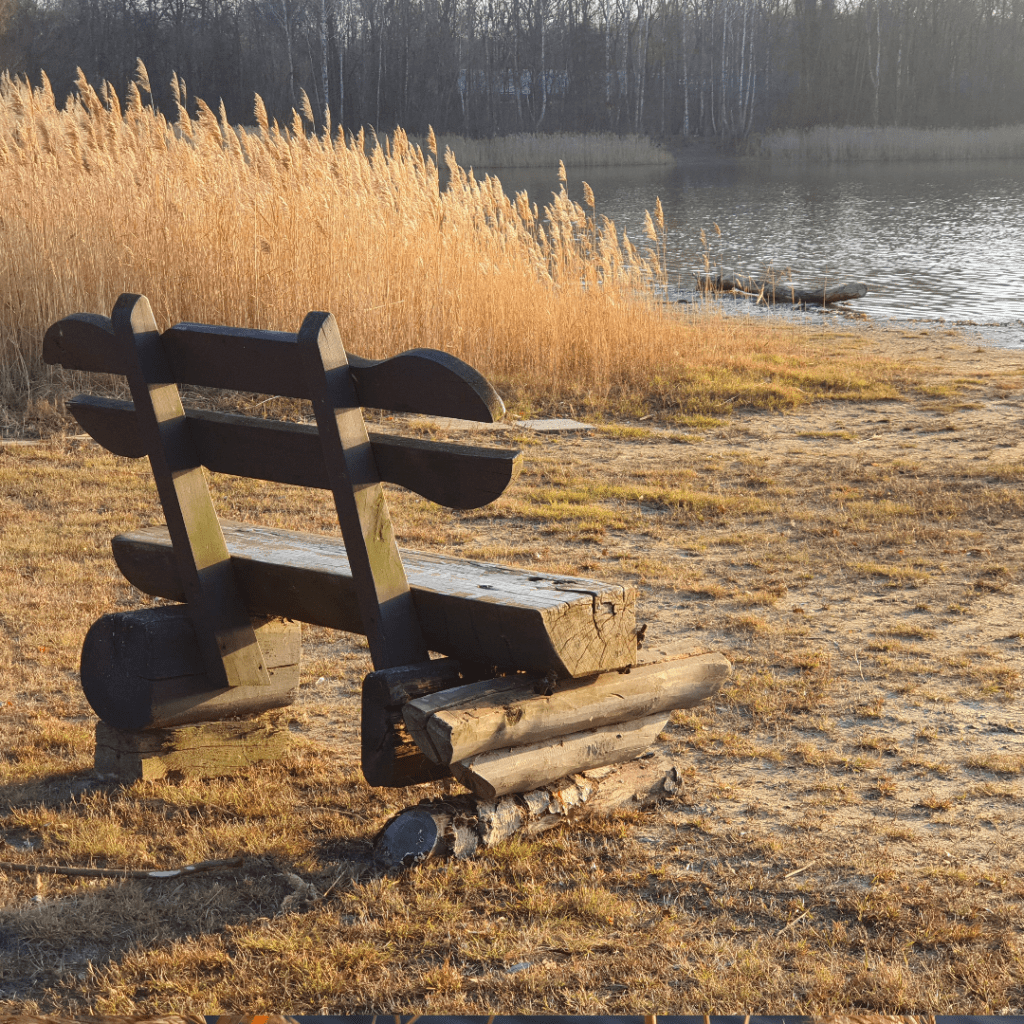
(1, 0), (1022, 140)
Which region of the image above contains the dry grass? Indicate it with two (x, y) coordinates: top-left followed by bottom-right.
(753, 124), (1024, 162)
(0, 67), (905, 434)
(3, 335), (1024, 1013)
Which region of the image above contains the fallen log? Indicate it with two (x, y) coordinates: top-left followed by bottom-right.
(403, 652), (730, 766)
(449, 710), (672, 799)
(695, 271), (868, 305)
(374, 752), (683, 867)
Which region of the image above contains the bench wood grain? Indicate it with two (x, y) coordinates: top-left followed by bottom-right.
(112, 521), (638, 679)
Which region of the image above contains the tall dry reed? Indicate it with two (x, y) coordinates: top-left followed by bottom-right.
(753, 124), (1024, 162)
(0, 65), (832, 428)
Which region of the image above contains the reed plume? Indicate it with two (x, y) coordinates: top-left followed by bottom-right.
(0, 67), (823, 428)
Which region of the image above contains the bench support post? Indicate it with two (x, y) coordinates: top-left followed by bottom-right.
(115, 293), (272, 692)
(298, 311), (436, 786)
(297, 310), (430, 672)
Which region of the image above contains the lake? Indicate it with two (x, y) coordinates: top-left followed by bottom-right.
(493, 158), (1024, 345)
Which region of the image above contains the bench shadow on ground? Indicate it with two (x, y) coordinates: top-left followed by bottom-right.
(0, 762), (383, 1009)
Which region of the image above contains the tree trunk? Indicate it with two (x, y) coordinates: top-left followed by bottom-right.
(320, 0), (331, 125)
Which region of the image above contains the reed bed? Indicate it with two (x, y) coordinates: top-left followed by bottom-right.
(429, 130), (675, 168)
(754, 124), (1024, 162)
(0, 66), (888, 432)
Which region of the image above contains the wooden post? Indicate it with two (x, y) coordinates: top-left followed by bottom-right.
(361, 659), (464, 787)
(114, 293), (271, 692)
(298, 309), (436, 787)
(296, 310), (429, 672)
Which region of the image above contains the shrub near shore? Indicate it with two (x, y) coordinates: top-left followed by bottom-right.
(752, 124), (1024, 162)
(0, 66), (900, 435)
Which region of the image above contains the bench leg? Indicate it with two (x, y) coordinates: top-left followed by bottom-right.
(80, 605), (300, 732)
(95, 714), (291, 782)
(361, 659), (464, 787)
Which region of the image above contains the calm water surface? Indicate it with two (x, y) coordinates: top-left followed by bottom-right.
(493, 159), (1024, 343)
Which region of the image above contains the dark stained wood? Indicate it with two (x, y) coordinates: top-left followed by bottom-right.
(298, 309), (428, 672)
(80, 606), (299, 730)
(449, 711), (671, 800)
(114, 293), (272, 692)
(167, 323), (506, 420)
(112, 521), (639, 677)
(360, 659), (464, 787)
(43, 313), (125, 376)
(94, 713), (291, 782)
(44, 314), (507, 421)
(404, 653), (731, 765)
(68, 396), (148, 457)
(374, 753), (683, 865)
(67, 396), (523, 509)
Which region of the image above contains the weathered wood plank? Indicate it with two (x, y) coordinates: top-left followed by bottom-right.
(42, 313), (124, 376)
(449, 711), (671, 800)
(114, 293), (271, 692)
(360, 659), (463, 787)
(94, 713), (291, 782)
(112, 522), (638, 677)
(80, 606), (299, 731)
(67, 396), (522, 510)
(44, 314), (506, 421)
(405, 653), (730, 765)
(374, 752), (682, 866)
(168, 323), (506, 421)
(298, 309), (428, 672)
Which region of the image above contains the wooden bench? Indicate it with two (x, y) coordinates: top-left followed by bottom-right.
(45, 293), (729, 791)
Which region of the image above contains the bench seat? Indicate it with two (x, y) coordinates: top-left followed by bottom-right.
(113, 521), (639, 679)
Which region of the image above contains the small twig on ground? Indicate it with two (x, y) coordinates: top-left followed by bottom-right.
(0, 856), (244, 879)
(784, 859), (817, 879)
(777, 909), (810, 935)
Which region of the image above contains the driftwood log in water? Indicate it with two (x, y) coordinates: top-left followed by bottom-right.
(374, 752), (682, 867)
(696, 272), (868, 305)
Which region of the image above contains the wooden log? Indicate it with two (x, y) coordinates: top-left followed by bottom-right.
(404, 652), (730, 765)
(694, 272), (868, 305)
(736, 277), (868, 305)
(94, 713), (290, 782)
(449, 711), (671, 800)
(374, 752), (682, 867)
(80, 606), (299, 731)
(43, 314), (506, 422)
(360, 659), (465, 787)
(67, 396), (522, 510)
(794, 281), (868, 304)
(112, 521), (639, 678)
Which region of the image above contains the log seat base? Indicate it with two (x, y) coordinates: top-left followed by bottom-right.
(81, 605), (300, 732)
(95, 714), (291, 783)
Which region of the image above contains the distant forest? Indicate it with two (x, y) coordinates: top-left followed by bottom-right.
(1, 0), (1022, 139)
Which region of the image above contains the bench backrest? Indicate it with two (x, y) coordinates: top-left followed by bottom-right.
(45, 293), (522, 690)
